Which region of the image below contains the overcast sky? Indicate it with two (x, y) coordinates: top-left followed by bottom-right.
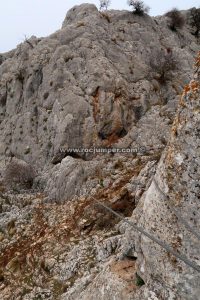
(0, 0), (199, 53)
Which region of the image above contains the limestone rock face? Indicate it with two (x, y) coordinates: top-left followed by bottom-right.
(0, 4), (198, 200)
(130, 53), (200, 300)
(0, 4), (199, 300)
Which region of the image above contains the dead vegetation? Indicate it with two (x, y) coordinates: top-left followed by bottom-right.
(165, 8), (185, 31)
(4, 158), (36, 190)
(150, 48), (179, 84)
(189, 7), (200, 38)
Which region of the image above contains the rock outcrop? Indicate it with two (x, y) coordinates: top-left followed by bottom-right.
(0, 4), (198, 200)
(131, 52), (200, 300)
(0, 4), (199, 300)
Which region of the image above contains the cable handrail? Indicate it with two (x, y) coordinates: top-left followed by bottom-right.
(92, 197), (200, 273)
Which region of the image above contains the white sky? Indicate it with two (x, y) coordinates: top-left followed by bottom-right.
(0, 0), (199, 53)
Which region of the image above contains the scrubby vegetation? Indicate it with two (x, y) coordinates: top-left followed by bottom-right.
(165, 8), (185, 31)
(135, 273), (145, 286)
(4, 158), (35, 190)
(189, 7), (200, 38)
(150, 48), (179, 84)
(128, 0), (150, 15)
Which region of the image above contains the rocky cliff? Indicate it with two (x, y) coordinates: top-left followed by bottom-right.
(125, 52), (200, 300)
(0, 4), (199, 300)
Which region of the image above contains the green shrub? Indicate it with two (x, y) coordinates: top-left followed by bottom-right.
(135, 273), (145, 286)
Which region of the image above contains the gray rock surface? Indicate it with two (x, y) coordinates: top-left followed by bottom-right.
(130, 53), (200, 300)
(0, 3), (199, 300)
(0, 3), (198, 201)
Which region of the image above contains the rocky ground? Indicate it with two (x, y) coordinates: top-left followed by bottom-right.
(0, 4), (199, 300)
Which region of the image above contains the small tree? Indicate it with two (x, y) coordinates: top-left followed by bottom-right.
(165, 8), (185, 31)
(128, 0), (150, 16)
(99, 0), (111, 11)
(189, 7), (200, 38)
(150, 48), (179, 84)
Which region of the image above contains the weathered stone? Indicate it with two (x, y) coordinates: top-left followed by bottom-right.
(0, 4), (199, 300)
